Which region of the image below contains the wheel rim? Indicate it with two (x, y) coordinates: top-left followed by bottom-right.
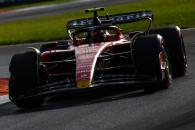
(159, 45), (172, 87)
(181, 35), (187, 73)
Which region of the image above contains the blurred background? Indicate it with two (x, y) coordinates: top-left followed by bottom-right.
(0, 0), (49, 6)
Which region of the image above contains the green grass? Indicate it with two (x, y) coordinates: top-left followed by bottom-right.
(0, 0), (195, 45)
(0, 0), (72, 10)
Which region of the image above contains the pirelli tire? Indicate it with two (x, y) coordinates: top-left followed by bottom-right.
(133, 34), (172, 89)
(9, 51), (45, 109)
(150, 26), (187, 77)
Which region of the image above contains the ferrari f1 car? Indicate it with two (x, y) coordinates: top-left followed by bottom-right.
(9, 7), (187, 109)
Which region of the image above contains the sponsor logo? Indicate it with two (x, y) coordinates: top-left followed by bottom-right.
(77, 80), (90, 88)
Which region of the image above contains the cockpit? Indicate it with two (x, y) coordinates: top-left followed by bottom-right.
(71, 26), (122, 46)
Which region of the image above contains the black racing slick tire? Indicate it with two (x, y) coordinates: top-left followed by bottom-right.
(133, 34), (172, 89)
(9, 51), (45, 109)
(150, 26), (187, 77)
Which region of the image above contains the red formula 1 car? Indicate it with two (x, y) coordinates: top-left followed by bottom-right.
(9, 7), (187, 109)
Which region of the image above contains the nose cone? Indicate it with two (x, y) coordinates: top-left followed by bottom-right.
(75, 45), (101, 89)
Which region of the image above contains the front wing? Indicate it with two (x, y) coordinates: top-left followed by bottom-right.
(10, 74), (160, 101)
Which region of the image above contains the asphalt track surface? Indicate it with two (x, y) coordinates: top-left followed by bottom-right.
(0, 0), (141, 23)
(0, 29), (194, 130)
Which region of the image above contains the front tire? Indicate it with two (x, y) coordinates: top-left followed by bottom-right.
(9, 51), (45, 109)
(150, 26), (187, 77)
(133, 34), (172, 89)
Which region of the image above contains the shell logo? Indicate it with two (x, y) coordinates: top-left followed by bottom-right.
(77, 80), (90, 89)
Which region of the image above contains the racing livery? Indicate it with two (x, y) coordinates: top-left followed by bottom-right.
(9, 7), (187, 109)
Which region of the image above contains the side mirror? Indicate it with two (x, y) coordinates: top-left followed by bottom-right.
(57, 40), (70, 49)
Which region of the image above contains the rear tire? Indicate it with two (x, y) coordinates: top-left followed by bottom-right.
(133, 34), (172, 89)
(150, 26), (187, 77)
(9, 51), (45, 109)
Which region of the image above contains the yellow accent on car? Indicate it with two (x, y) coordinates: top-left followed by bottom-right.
(77, 80), (90, 89)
